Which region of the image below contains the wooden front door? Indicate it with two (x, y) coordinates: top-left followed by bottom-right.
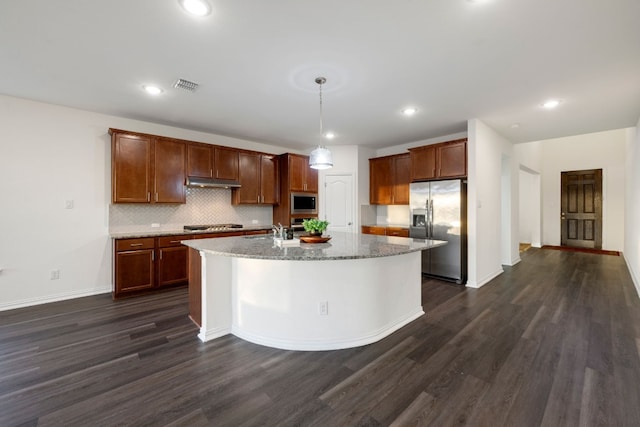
(560, 169), (602, 249)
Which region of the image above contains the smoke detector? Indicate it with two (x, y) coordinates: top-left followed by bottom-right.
(174, 78), (199, 92)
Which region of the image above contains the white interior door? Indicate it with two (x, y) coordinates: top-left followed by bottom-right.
(324, 174), (354, 233)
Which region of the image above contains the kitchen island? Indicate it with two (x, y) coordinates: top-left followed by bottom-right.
(183, 232), (446, 351)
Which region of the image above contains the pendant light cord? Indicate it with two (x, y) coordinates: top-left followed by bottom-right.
(318, 80), (324, 141)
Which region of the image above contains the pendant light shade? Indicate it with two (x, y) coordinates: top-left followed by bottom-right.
(309, 146), (333, 170)
(309, 77), (333, 170)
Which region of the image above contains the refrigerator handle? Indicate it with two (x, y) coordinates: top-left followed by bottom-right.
(429, 199), (434, 238)
(426, 199), (431, 238)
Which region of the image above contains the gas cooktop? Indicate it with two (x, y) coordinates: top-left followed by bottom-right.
(183, 224), (243, 232)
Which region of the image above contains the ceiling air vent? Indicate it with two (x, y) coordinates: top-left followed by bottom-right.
(174, 78), (199, 92)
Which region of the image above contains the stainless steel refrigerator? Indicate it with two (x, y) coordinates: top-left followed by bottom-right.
(409, 179), (467, 284)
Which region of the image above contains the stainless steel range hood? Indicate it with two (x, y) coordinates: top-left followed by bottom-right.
(186, 176), (241, 188)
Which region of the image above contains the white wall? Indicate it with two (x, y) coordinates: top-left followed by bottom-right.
(0, 95), (292, 310)
(533, 129), (627, 251)
(624, 119), (640, 296)
(467, 119), (519, 288)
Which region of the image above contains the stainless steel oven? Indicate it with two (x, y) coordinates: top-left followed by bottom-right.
(291, 192), (317, 215)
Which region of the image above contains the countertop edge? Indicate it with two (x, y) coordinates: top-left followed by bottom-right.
(110, 225), (273, 239)
(182, 233), (447, 261)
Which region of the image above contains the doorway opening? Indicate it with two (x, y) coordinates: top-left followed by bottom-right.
(519, 166), (541, 251)
(560, 169), (602, 249)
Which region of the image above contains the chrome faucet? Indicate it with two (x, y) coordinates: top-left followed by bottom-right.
(272, 223), (284, 239)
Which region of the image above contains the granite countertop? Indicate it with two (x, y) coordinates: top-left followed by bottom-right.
(182, 231), (446, 261)
(110, 225), (273, 239)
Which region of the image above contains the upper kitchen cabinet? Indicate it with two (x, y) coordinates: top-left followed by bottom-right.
(409, 138), (467, 181)
(369, 153), (410, 205)
(111, 132), (152, 203)
(187, 143), (239, 181)
(287, 154), (318, 193)
(110, 129), (186, 204)
(232, 152), (279, 205)
(187, 143), (213, 178)
(154, 138), (187, 203)
(214, 146), (239, 181)
(393, 153), (411, 204)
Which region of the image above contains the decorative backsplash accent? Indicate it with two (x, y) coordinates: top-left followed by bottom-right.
(109, 188), (273, 233)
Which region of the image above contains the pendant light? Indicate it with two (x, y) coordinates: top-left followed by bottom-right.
(309, 77), (333, 170)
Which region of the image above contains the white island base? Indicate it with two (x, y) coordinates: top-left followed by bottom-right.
(198, 252), (424, 351)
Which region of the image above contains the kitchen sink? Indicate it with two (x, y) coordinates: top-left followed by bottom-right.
(243, 235), (272, 240)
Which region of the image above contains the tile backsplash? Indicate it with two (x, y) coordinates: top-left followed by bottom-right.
(109, 188), (273, 233)
(375, 205), (410, 226)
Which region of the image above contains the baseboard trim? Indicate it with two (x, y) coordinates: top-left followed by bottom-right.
(0, 286), (112, 311)
(466, 267), (504, 289)
(230, 309), (425, 351)
(542, 245), (620, 256)
(622, 253), (640, 299)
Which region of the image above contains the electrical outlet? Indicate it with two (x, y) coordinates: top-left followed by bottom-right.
(50, 269), (60, 280)
(251, 220), (259, 224)
(151, 223), (160, 228)
(65, 200), (74, 209)
(319, 301), (328, 315)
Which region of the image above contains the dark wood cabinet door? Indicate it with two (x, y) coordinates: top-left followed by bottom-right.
(154, 138), (186, 203)
(306, 163), (318, 193)
(235, 152), (261, 204)
(369, 157), (393, 205)
(289, 155), (307, 192)
(187, 143), (213, 178)
(115, 249), (155, 293)
(214, 147), (239, 181)
(437, 140), (467, 178)
(112, 133), (152, 203)
(393, 154), (411, 205)
(409, 145), (436, 181)
(261, 154), (278, 204)
(158, 246), (189, 287)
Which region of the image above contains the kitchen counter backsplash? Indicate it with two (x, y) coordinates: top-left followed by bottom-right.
(109, 187), (273, 234)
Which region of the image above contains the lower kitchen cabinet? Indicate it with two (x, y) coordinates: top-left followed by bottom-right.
(157, 236), (191, 287)
(114, 238), (156, 295)
(361, 225), (387, 236)
(113, 230), (270, 298)
(361, 225), (409, 237)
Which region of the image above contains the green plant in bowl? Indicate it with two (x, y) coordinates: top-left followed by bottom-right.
(302, 219), (329, 236)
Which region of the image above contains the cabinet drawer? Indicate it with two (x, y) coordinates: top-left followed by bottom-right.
(362, 226), (387, 236)
(158, 235), (192, 248)
(116, 238), (155, 252)
(386, 227), (409, 238)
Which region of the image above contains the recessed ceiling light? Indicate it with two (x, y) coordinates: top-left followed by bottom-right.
(541, 99), (561, 109)
(402, 107), (417, 116)
(179, 0), (211, 16)
(324, 132), (336, 140)
(143, 85), (163, 95)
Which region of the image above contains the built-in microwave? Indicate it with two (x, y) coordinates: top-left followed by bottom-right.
(291, 192), (317, 214)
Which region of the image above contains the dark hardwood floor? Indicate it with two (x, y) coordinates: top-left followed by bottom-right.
(1, 248), (640, 426)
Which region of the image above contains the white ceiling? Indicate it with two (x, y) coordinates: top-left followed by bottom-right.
(1, 0), (639, 150)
